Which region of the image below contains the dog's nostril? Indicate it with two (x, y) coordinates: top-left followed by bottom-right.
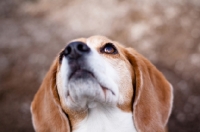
(64, 46), (72, 55)
(77, 43), (90, 52)
(64, 41), (90, 58)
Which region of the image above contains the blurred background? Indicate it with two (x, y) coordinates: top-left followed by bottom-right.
(0, 0), (200, 131)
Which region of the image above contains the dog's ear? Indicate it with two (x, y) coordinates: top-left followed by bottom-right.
(125, 48), (173, 132)
(31, 58), (70, 132)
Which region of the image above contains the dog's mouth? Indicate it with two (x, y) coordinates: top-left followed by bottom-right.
(69, 69), (94, 80)
(68, 69), (115, 96)
(101, 86), (115, 96)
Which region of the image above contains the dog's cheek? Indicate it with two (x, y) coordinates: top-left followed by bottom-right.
(115, 61), (133, 111)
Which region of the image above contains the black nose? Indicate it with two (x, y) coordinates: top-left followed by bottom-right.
(64, 41), (90, 59)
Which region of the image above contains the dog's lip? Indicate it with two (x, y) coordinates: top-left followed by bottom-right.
(68, 69), (94, 80)
(101, 85), (115, 96)
(68, 69), (115, 96)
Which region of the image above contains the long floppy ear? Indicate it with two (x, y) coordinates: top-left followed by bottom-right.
(31, 58), (70, 132)
(125, 48), (173, 132)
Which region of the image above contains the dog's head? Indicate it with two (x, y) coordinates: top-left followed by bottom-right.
(31, 36), (173, 132)
(57, 36), (134, 112)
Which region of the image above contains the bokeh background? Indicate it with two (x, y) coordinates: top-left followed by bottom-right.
(0, 0), (200, 131)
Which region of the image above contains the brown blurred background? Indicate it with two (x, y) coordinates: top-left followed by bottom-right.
(0, 0), (200, 131)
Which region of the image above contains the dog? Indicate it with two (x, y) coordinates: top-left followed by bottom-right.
(31, 36), (173, 132)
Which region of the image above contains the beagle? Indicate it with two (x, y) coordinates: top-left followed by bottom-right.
(31, 36), (173, 132)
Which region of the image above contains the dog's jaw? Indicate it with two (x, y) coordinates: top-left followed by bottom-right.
(57, 48), (120, 111)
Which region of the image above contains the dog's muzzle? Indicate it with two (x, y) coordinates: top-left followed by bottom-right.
(64, 41), (90, 59)
(63, 42), (92, 80)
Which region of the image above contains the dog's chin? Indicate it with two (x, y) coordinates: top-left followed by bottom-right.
(65, 74), (117, 110)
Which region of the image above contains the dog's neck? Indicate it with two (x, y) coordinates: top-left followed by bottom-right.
(71, 105), (137, 132)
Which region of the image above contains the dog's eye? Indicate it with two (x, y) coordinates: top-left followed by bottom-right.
(101, 43), (118, 54)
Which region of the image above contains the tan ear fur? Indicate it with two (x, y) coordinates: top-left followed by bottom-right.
(31, 58), (70, 132)
(125, 48), (173, 132)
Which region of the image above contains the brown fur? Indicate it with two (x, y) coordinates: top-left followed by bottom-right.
(31, 58), (71, 132)
(125, 48), (173, 132)
(31, 36), (173, 132)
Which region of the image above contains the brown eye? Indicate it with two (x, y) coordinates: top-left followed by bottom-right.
(101, 43), (118, 54)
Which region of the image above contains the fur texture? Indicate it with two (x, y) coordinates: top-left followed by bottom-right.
(31, 36), (173, 132)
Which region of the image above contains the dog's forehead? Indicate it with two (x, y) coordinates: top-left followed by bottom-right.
(67, 35), (128, 61)
(71, 36), (114, 49)
(86, 36), (111, 47)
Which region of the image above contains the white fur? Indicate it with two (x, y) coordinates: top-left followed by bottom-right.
(165, 83), (173, 125)
(133, 70), (143, 108)
(57, 47), (120, 110)
(30, 105), (37, 130)
(56, 40), (136, 131)
(73, 106), (137, 132)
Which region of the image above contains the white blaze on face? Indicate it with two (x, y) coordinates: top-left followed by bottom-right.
(56, 37), (132, 111)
